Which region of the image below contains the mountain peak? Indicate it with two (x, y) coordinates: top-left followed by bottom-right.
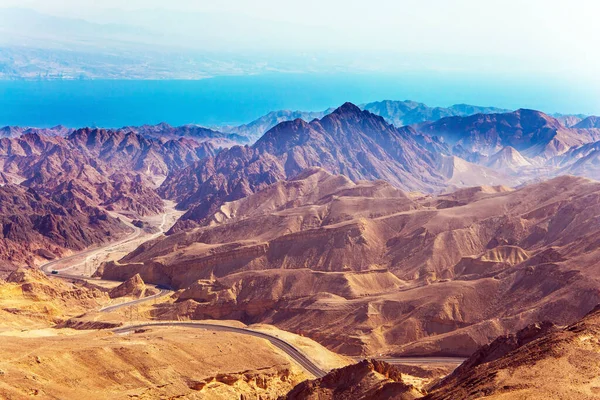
(332, 102), (362, 116)
(575, 116), (600, 129)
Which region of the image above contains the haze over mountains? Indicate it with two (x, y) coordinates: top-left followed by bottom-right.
(220, 100), (511, 141)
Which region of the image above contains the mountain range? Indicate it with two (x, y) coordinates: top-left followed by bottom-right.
(160, 103), (600, 230)
(4, 101), (600, 269)
(220, 100), (512, 141)
(105, 168), (600, 360)
(3, 98), (600, 398)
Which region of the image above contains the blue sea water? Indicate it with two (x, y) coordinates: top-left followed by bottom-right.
(0, 73), (597, 128)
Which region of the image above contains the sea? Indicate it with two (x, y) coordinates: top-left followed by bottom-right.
(0, 73), (597, 128)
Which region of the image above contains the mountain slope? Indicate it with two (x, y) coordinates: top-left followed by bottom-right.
(419, 109), (600, 159)
(222, 109), (333, 141)
(160, 103), (448, 229)
(0, 184), (128, 267)
(574, 116), (600, 129)
(425, 306), (600, 399)
(436, 155), (510, 188)
(485, 146), (532, 172)
(363, 100), (509, 127)
(109, 173), (600, 358)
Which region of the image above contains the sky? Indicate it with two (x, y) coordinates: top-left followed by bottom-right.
(1, 0), (599, 78)
(0, 0), (599, 117)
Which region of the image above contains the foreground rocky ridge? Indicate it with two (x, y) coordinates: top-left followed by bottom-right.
(284, 306), (600, 399)
(283, 359), (423, 400)
(424, 305), (600, 399)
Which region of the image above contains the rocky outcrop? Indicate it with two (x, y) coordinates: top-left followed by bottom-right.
(431, 321), (557, 392)
(1, 268), (108, 322)
(109, 274), (147, 299)
(424, 306), (600, 399)
(283, 359), (423, 400)
(0, 185), (128, 266)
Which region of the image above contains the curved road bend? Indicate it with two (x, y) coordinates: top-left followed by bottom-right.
(39, 224), (142, 276)
(99, 289), (172, 313)
(41, 207), (170, 277)
(37, 209), (462, 380)
(39, 212), (174, 312)
(114, 322), (328, 378)
(377, 357), (466, 366)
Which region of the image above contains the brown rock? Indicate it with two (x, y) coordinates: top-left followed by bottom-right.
(109, 274), (147, 299)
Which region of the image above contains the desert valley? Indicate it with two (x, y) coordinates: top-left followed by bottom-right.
(1, 98), (600, 399)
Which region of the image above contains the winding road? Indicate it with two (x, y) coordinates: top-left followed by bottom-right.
(37, 205), (466, 380)
(114, 322), (328, 378)
(40, 221), (142, 277)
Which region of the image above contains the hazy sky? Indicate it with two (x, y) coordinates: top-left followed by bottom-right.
(1, 0), (599, 79)
(1, 0), (599, 115)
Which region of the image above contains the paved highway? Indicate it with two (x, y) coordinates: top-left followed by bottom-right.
(39, 224), (142, 276)
(99, 289), (172, 313)
(114, 322), (328, 378)
(39, 209), (175, 312)
(37, 206), (465, 380)
(376, 357), (466, 366)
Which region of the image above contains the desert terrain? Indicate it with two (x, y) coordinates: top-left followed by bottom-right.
(2, 103), (600, 398)
(101, 167), (600, 361)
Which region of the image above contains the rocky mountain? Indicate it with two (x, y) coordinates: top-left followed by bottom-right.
(551, 140), (600, 181)
(66, 128), (218, 179)
(574, 115), (600, 129)
(0, 126), (228, 265)
(424, 305), (600, 399)
(552, 113), (587, 128)
(419, 109), (600, 160)
(0, 125), (73, 139)
(0, 129), (221, 217)
(0, 122), (248, 147)
(222, 101), (510, 142)
(221, 109), (333, 141)
(160, 103), (449, 230)
(124, 122), (250, 145)
(283, 359), (423, 400)
(162, 105), (600, 232)
(0, 184), (128, 267)
(107, 170), (600, 359)
(362, 100), (509, 128)
(484, 146), (532, 172)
